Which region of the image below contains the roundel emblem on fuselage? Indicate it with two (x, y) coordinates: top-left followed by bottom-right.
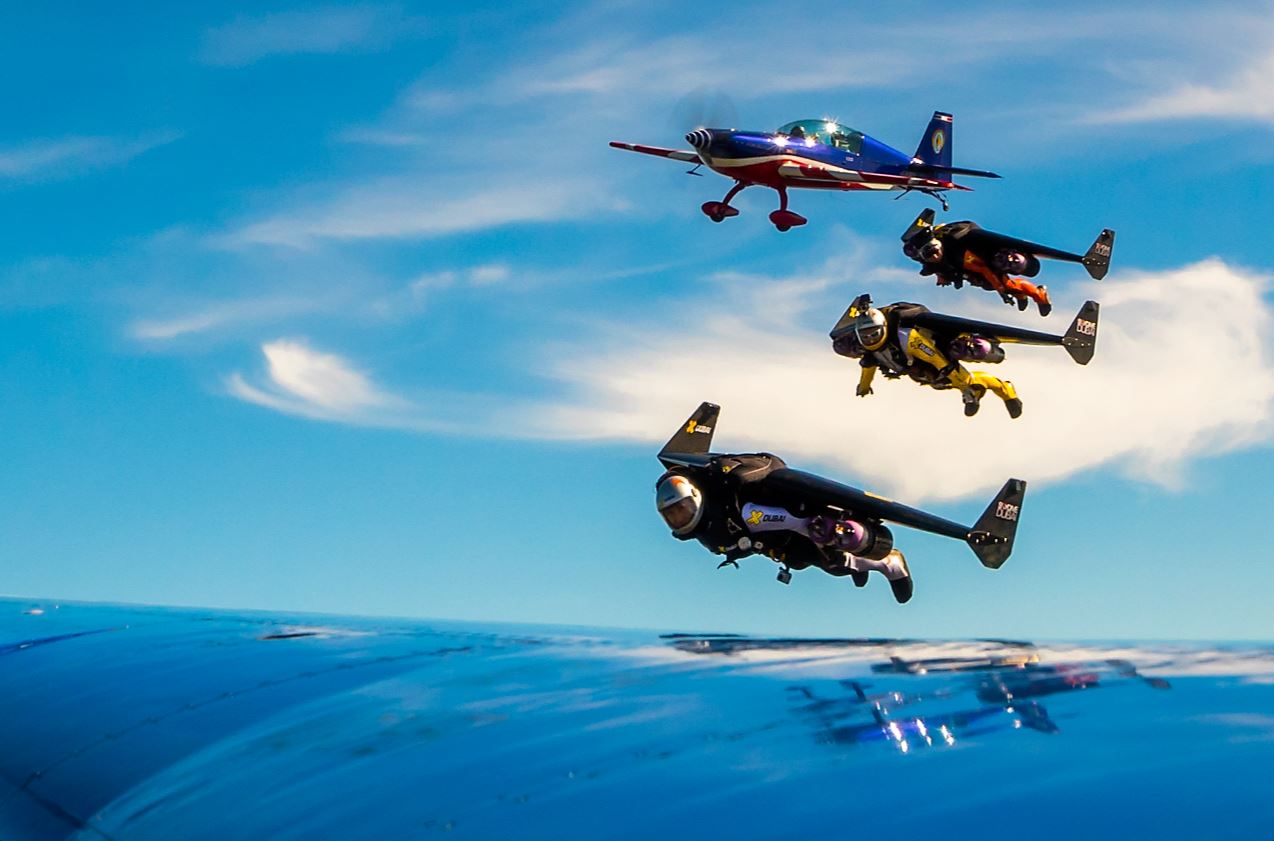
(932, 129), (946, 155)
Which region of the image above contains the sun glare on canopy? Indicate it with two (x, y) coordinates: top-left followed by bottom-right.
(776, 119), (865, 153)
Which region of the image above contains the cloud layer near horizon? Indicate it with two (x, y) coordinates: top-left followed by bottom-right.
(226, 258), (1274, 502)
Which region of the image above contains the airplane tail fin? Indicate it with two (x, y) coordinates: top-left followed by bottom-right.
(901, 208), (937, 244)
(829, 293), (873, 340)
(1081, 229), (1116, 280)
(658, 402), (720, 467)
(1062, 300), (1100, 365)
(913, 111), (954, 171)
(966, 479), (1027, 569)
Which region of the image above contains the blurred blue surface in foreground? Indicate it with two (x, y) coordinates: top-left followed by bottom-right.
(0, 598), (1271, 840)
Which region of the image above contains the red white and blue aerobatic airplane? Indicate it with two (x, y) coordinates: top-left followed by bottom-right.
(611, 112), (1000, 231)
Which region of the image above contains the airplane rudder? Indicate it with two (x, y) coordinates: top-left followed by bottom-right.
(658, 402), (720, 462)
(1083, 229), (1115, 280)
(914, 111), (954, 170)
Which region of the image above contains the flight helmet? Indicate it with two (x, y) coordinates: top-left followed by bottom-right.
(655, 473), (704, 536)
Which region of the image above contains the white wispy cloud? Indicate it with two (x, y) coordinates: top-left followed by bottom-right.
(226, 339), (494, 434)
(523, 259), (1274, 502)
(219, 4), (1121, 249)
(129, 296), (327, 341)
(226, 178), (621, 248)
(410, 263), (510, 295)
(219, 256), (1274, 505)
(474, 9), (1121, 107)
(228, 339), (405, 420)
(201, 5), (424, 67)
(0, 133), (179, 180)
(1092, 49), (1274, 125)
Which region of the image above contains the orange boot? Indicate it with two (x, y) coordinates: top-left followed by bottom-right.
(1002, 276), (1051, 316)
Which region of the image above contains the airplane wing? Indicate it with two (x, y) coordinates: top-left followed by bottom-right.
(956, 228), (1116, 279)
(609, 141), (701, 164)
(957, 227), (1085, 263)
(775, 162), (960, 191)
(904, 301), (1100, 365)
(765, 469), (1026, 568)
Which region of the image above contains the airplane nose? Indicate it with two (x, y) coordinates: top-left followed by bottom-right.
(685, 129), (712, 150)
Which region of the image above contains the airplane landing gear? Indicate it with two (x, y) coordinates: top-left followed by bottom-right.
(701, 201), (740, 223)
(769, 187), (806, 232)
(769, 210), (807, 232)
(777, 565), (792, 585)
(702, 182), (746, 223)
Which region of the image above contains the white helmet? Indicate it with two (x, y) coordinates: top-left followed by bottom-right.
(655, 473), (704, 536)
(853, 307), (888, 351)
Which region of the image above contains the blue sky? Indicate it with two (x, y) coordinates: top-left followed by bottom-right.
(3, 0), (1274, 640)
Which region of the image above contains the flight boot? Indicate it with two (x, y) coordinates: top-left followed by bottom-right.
(881, 550), (913, 604)
(962, 387), (982, 417)
(1036, 285), (1052, 317)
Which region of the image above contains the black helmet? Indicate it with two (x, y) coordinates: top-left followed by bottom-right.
(919, 238), (944, 263)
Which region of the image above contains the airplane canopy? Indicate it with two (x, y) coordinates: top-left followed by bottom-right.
(777, 119), (864, 153)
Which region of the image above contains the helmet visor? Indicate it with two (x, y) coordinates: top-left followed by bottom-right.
(854, 314), (886, 349)
(660, 497), (700, 531)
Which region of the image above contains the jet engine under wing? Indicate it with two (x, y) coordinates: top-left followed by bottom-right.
(903, 310), (1064, 346)
(904, 301), (1100, 365)
(764, 469), (1026, 567)
(955, 227), (1087, 264)
(765, 468), (970, 541)
(906, 306), (1062, 346)
(609, 141), (701, 164)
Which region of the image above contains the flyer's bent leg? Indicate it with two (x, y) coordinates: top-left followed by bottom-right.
(908, 331), (988, 417)
(969, 371), (1023, 418)
(1002, 275), (1052, 316)
(847, 550), (912, 604)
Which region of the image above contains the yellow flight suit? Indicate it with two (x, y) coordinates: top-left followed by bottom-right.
(857, 325), (1018, 409)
